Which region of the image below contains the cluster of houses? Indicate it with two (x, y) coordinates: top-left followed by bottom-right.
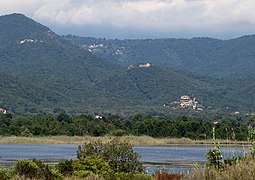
(170, 95), (203, 111)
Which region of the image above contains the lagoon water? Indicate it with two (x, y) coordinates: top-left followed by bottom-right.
(0, 144), (248, 174)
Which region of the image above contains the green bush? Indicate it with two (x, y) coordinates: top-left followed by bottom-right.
(56, 159), (74, 176)
(48, 169), (64, 180)
(73, 156), (113, 177)
(15, 159), (39, 178)
(77, 139), (143, 173)
(73, 170), (92, 178)
(15, 159), (63, 180)
(33, 159), (63, 180)
(0, 168), (12, 180)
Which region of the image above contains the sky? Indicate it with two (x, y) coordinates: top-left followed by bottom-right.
(1, 0), (255, 39)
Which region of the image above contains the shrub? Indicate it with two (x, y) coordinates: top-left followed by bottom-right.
(48, 169), (64, 180)
(56, 159), (74, 176)
(73, 170), (92, 178)
(0, 168), (12, 180)
(15, 159), (63, 180)
(15, 159), (39, 178)
(77, 139), (143, 173)
(33, 159), (63, 180)
(73, 156), (113, 177)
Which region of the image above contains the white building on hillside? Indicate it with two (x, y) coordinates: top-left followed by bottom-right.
(0, 108), (7, 114)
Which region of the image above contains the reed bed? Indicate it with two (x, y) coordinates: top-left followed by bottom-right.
(191, 157), (255, 180)
(0, 135), (250, 146)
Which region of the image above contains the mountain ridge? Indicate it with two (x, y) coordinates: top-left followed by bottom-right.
(0, 13), (254, 115)
(64, 34), (255, 78)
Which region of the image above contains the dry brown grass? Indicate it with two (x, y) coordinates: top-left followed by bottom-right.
(0, 135), (249, 146)
(191, 157), (255, 180)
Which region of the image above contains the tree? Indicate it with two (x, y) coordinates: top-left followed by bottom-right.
(77, 139), (143, 173)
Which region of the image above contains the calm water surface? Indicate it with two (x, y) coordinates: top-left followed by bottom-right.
(0, 144), (248, 174)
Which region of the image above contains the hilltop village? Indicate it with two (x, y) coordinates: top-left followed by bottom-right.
(169, 95), (203, 111)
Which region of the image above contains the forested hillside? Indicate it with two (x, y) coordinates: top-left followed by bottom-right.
(64, 35), (255, 78)
(0, 13), (254, 114)
(0, 14), (130, 113)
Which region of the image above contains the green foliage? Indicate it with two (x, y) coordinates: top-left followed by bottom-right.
(15, 159), (39, 179)
(1, 14), (255, 114)
(73, 170), (92, 178)
(0, 113), (253, 141)
(77, 139), (143, 173)
(0, 168), (12, 180)
(251, 145), (255, 158)
(206, 146), (224, 170)
(73, 156), (113, 177)
(33, 159), (64, 180)
(20, 128), (33, 137)
(15, 159), (63, 180)
(56, 159), (74, 176)
(65, 35), (255, 79)
(48, 169), (64, 180)
(64, 35), (255, 113)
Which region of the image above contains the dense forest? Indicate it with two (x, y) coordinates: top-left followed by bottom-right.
(0, 113), (254, 141)
(1, 14), (255, 114)
(64, 35), (255, 79)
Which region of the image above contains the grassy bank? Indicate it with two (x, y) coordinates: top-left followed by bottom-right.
(0, 135), (250, 146)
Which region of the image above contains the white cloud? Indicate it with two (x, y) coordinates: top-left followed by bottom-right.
(1, 0), (255, 38)
(0, 0), (43, 16)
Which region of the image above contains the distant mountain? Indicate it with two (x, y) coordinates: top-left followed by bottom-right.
(0, 14), (120, 82)
(64, 35), (255, 78)
(0, 13), (254, 114)
(0, 13), (127, 113)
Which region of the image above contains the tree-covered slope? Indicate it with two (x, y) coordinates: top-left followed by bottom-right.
(0, 14), (120, 82)
(98, 65), (255, 112)
(0, 13), (254, 114)
(64, 35), (255, 78)
(0, 14), (129, 113)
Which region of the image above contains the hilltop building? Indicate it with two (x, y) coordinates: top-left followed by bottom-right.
(180, 95), (193, 107)
(138, 63), (151, 68)
(95, 115), (103, 119)
(0, 108), (7, 114)
(127, 63), (152, 71)
(170, 95), (203, 110)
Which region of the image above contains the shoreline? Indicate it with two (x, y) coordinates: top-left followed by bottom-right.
(0, 135), (251, 146)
